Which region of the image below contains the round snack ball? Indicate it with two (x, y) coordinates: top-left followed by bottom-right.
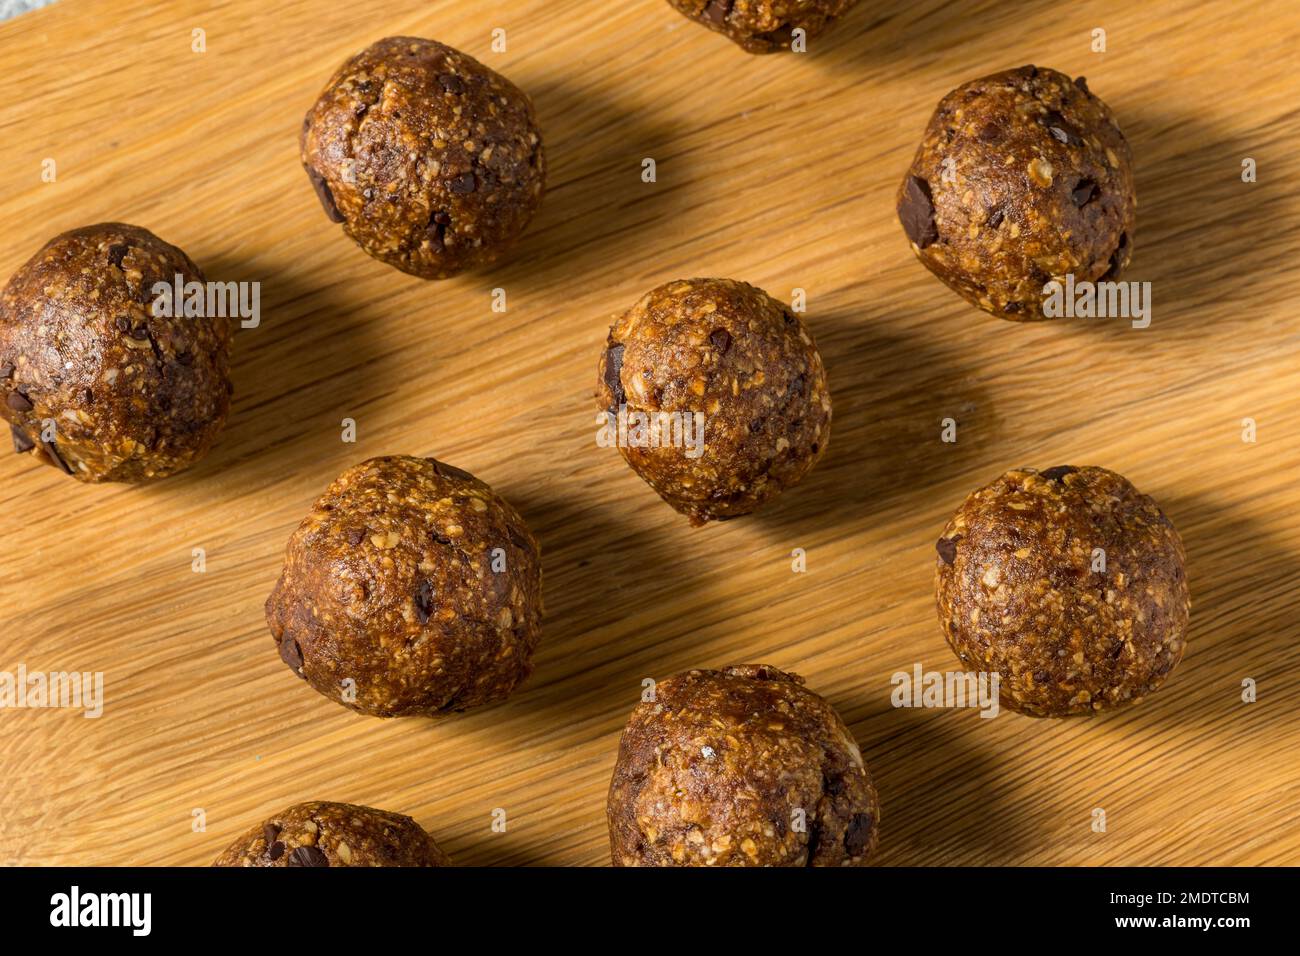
(266, 455), (543, 718)
(897, 65), (1135, 321)
(212, 801), (449, 867)
(667, 0), (860, 54)
(607, 664), (879, 866)
(300, 36), (546, 279)
(595, 278), (830, 525)
(935, 466), (1190, 717)
(0, 223), (233, 481)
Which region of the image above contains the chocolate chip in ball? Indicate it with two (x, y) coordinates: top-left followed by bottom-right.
(306, 167), (345, 223)
(1039, 465), (1078, 482)
(899, 174), (938, 249)
(278, 636), (304, 672)
(11, 425), (34, 454)
(288, 845), (329, 867)
(1071, 179), (1099, 207)
(936, 537), (959, 565)
(414, 579), (436, 624)
(6, 389), (33, 412)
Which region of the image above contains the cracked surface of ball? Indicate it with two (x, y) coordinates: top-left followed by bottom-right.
(266, 455), (543, 718)
(300, 36), (545, 279)
(596, 278), (830, 525)
(213, 801), (449, 867)
(668, 0), (861, 54)
(897, 66), (1135, 321)
(608, 664), (879, 866)
(936, 466), (1190, 716)
(0, 223), (232, 481)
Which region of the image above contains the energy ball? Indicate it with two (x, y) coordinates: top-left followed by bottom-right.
(935, 466), (1190, 717)
(300, 36), (546, 279)
(667, 0), (860, 54)
(265, 455), (542, 718)
(595, 278), (830, 525)
(607, 664), (879, 866)
(212, 801), (449, 867)
(897, 66), (1135, 321)
(0, 223), (232, 481)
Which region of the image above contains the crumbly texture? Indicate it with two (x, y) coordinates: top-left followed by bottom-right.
(0, 223), (233, 481)
(212, 801), (449, 867)
(936, 466), (1190, 717)
(300, 36), (545, 279)
(265, 455), (543, 718)
(608, 664), (879, 866)
(897, 66), (1135, 321)
(595, 278), (830, 525)
(667, 0), (860, 54)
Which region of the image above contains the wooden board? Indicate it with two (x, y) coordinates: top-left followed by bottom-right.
(0, 0), (1297, 867)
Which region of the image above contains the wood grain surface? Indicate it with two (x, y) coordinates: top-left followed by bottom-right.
(0, 0), (1297, 867)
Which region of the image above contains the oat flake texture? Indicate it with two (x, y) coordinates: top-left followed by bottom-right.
(265, 455), (543, 718)
(935, 466), (1190, 716)
(300, 36), (546, 279)
(607, 664), (879, 866)
(212, 801), (450, 867)
(897, 65), (1136, 321)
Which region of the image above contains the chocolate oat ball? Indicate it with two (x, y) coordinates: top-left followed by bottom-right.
(300, 36), (546, 279)
(213, 801), (449, 867)
(266, 455), (542, 718)
(897, 66), (1135, 320)
(0, 223), (232, 481)
(936, 466), (1190, 717)
(595, 278), (830, 525)
(668, 0), (860, 54)
(607, 664), (879, 866)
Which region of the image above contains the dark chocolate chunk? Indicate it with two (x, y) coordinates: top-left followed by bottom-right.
(936, 537), (958, 565)
(703, 0), (731, 25)
(267, 841), (286, 861)
(11, 425), (34, 454)
(263, 823), (281, 846)
(1039, 465), (1078, 482)
(430, 458), (475, 482)
(0, 361), (13, 380)
(345, 526), (366, 547)
(709, 328), (732, 353)
(107, 243), (130, 269)
(40, 439), (73, 475)
(603, 343), (626, 408)
(437, 74), (465, 95)
(1071, 179), (1098, 207)
(6, 390), (33, 412)
(899, 175), (938, 249)
(986, 206), (1005, 229)
(306, 167), (345, 223)
(844, 813), (875, 856)
(1074, 75), (1091, 94)
(449, 172), (476, 194)
(287, 845), (329, 867)
(414, 579), (436, 624)
(278, 637), (304, 672)
(1040, 110), (1080, 146)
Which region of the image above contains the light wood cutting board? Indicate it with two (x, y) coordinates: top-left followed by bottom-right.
(0, 0), (1297, 866)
